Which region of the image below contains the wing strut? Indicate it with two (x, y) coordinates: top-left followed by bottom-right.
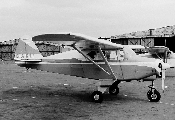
(72, 44), (118, 80)
(97, 46), (117, 80)
(72, 44), (111, 76)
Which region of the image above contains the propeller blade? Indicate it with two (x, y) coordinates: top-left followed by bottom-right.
(161, 62), (170, 92)
(162, 48), (168, 92)
(161, 69), (165, 92)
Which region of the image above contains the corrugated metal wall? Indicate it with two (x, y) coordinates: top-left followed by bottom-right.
(0, 42), (17, 60)
(0, 40), (70, 60)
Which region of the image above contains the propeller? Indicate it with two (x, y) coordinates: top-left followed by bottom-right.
(155, 47), (169, 92)
(161, 47), (170, 92)
(159, 62), (171, 92)
(161, 67), (165, 93)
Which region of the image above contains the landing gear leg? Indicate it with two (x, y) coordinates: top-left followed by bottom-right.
(147, 80), (161, 102)
(91, 80), (120, 103)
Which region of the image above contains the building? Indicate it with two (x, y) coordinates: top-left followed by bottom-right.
(110, 25), (175, 52)
(1, 25), (175, 60)
(0, 36), (70, 60)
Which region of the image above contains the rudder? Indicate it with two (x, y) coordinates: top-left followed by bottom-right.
(14, 36), (43, 61)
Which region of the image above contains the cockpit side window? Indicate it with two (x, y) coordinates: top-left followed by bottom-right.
(108, 50), (124, 61)
(87, 50), (124, 61)
(87, 51), (96, 59)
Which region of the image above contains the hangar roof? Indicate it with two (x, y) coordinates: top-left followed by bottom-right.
(111, 25), (175, 39)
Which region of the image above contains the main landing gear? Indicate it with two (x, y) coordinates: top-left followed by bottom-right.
(91, 81), (120, 103)
(147, 80), (161, 102)
(91, 91), (103, 103)
(91, 80), (161, 103)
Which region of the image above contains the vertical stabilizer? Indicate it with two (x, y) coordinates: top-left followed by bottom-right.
(123, 46), (137, 60)
(14, 36), (43, 61)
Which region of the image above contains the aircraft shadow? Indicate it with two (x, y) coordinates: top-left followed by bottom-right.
(1, 86), (148, 103)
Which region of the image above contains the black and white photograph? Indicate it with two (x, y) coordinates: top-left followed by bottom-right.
(0, 0), (175, 119)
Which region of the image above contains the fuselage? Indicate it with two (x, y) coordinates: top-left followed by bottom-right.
(16, 50), (160, 81)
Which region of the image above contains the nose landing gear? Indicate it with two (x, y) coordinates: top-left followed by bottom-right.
(147, 81), (161, 102)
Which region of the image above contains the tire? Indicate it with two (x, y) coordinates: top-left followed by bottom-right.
(147, 89), (161, 102)
(91, 91), (103, 103)
(109, 85), (119, 95)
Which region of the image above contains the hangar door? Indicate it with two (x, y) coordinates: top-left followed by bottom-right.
(128, 39), (140, 45)
(128, 38), (154, 47)
(128, 38), (154, 53)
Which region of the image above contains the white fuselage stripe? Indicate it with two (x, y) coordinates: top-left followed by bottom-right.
(16, 61), (157, 68)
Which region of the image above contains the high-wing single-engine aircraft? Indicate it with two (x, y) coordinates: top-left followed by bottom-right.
(14, 33), (171, 103)
(137, 46), (175, 67)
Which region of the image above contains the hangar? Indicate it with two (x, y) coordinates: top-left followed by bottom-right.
(109, 25), (175, 52)
(0, 38), (69, 60)
(0, 25), (175, 60)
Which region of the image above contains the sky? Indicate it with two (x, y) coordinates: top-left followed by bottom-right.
(0, 0), (175, 41)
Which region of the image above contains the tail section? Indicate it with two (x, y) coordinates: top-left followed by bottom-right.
(14, 36), (43, 61)
(123, 45), (161, 62)
(123, 45), (137, 60)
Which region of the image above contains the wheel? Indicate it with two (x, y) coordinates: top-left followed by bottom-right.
(109, 85), (119, 95)
(91, 91), (103, 103)
(147, 89), (161, 102)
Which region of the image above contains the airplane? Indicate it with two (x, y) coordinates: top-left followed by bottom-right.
(14, 33), (171, 103)
(134, 46), (175, 67)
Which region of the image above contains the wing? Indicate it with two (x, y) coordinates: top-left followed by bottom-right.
(32, 32), (123, 51)
(147, 46), (169, 55)
(143, 46), (169, 59)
